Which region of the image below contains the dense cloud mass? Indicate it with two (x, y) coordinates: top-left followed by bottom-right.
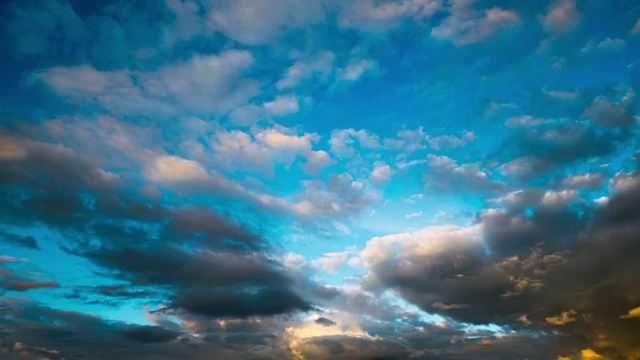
(1, 0), (640, 359)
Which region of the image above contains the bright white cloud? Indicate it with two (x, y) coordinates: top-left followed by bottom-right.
(146, 155), (209, 183)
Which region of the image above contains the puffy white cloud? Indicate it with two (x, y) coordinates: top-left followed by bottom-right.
(209, 125), (330, 177)
(145, 155), (209, 183)
(370, 161), (393, 183)
(302, 150), (336, 176)
(362, 224), (480, 267)
(311, 251), (352, 274)
(543, 0), (579, 34)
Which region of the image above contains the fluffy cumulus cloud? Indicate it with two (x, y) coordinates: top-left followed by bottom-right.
(2, 1), (640, 359)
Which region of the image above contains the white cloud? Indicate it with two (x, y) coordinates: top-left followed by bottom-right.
(582, 38), (626, 53)
(563, 173), (606, 189)
(329, 129), (380, 158)
(426, 131), (475, 150)
(370, 161), (393, 183)
(431, 0), (521, 46)
(294, 173), (379, 218)
(338, 0), (441, 31)
(403, 193), (424, 204)
(542, 190), (577, 208)
(543, 0), (579, 34)
(302, 150), (336, 176)
(311, 251), (352, 274)
(263, 94), (300, 116)
(207, 0), (325, 45)
(145, 155), (209, 183)
(405, 211), (423, 219)
(338, 59), (378, 81)
(504, 115), (550, 128)
(426, 154), (502, 191)
(276, 51), (335, 90)
(362, 225), (480, 266)
(33, 50), (259, 115)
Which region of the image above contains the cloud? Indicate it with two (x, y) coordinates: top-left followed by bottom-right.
(581, 38), (626, 53)
(311, 251), (352, 274)
(337, 58), (378, 81)
(294, 173), (378, 218)
(620, 306), (640, 319)
(497, 97), (637, 181)
(0, 264), (59, 292)
(263, 94), (300, 116)
(211, 125), (329, 177)
(431, 0), (521, 46)
(370, 161), (393, 183)
(562, 173), (606, 189)
(314, 317), (336, 326)
(0, 233), (39, 250)
(32, 50), (259, 115)
(145, 155), (209, 183)
(632, 18), (640, 35)
(207, 0), (325, 45)
(338, 0), (440, 31)
(543, 0), (579, 34)
(504, 115), (551, 128)
(583, 87), (637, 129)
(0, 130), (311, 319)
(424, 154), (504, 192)
(329, 128), (380, 159)
(276, 51), (335, 90)
(546, 309), (579, 326)
(426, 131), (476, 150)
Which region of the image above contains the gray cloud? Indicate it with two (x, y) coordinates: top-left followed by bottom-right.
(0, 130), (311, 319)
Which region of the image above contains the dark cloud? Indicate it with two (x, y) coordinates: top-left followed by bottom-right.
(0, 130), (311, 319)
(496, 87), (638, 181)
(363, 166), (640, 358)
(116, 325), (182, 344)
(0, 298), (286, 360)
(297, 335), (410, 360)
(172, 286), (311, 318)
(0, 232), (39, 250)
(0, 265), (60, 292)
(314, 316), (336, 326)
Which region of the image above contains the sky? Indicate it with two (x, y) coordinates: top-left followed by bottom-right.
(0, 0), (640, 359)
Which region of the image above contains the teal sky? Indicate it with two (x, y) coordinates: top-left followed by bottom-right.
(1, 1), (640, 359)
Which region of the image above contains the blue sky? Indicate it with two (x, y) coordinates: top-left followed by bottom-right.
(1, 0), (640, 359)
